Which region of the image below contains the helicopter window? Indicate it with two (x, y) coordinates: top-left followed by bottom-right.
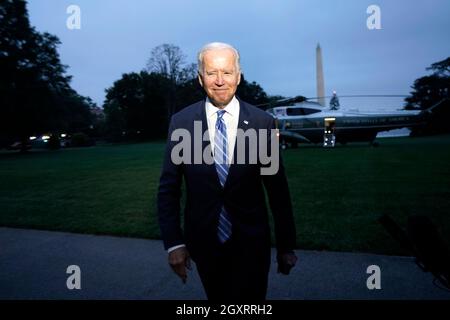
(286, 107), (321, 116)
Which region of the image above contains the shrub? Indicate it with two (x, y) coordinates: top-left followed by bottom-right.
(70, 132), (94, 147)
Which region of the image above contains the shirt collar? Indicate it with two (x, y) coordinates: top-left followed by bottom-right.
(205, 96), (239, 119)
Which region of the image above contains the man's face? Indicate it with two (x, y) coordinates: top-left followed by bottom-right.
(198, 49), (241, 108)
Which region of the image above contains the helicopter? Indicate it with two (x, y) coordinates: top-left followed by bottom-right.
(264, 95), (447, 148)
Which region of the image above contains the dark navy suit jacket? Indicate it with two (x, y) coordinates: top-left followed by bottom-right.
(157, 98), (296, 261)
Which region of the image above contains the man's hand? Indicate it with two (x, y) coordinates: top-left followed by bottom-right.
(168, 247), (191, 283)
(277, 251), (298, 275)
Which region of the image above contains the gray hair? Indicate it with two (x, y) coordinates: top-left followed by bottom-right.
(197, 42), (241, 74)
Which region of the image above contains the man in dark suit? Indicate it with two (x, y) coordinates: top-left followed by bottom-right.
(157, 42), (297, 301)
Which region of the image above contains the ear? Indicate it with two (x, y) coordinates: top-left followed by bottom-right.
(198, 73), (204, 88)
(237, 71), (241, 86)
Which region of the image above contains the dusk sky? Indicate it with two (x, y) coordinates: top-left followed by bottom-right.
(27, 0), (450, 111)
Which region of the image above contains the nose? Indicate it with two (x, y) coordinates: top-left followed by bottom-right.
(215, 73), (225, 86)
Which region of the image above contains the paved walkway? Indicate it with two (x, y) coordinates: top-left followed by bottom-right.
(0, 227), (449, 300)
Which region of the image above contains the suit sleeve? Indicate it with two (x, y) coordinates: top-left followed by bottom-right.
(157, 116), (184, 250)
(262, 117), (297, 252)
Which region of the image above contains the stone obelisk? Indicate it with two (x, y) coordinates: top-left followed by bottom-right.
(316, 43), (326, 107)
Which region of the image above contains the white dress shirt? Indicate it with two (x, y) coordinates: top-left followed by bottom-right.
(167, 96), (240, 254)
(205, 96), (240, 162)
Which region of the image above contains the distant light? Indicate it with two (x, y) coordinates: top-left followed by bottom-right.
(43, 140), (48, 143)
(60, 134), (67, 138)
(42, 135), (50, 140)
(324, 118), (336, 121)
(29, 136), (37, 140)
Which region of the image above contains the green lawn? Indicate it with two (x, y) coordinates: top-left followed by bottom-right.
(1, 135), (450, 255)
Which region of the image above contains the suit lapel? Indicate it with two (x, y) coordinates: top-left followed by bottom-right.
(196, 100), (210, 157)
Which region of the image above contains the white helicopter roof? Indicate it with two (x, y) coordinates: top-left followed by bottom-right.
(267, 101), (420, 118)
(267, 101), (325, 117)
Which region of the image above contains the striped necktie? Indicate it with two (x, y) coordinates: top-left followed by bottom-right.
(214, 110), (232, 243)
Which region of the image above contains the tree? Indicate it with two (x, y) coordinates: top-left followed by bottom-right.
(427, 57), (450, 77)
(0, 0), (94, 150)
(175, 77), (204, 112)
(405, 57), (450, 135)
(146, 44), (201, 118)
(404, 75), (449, 110)
(103, 71), (170, 141)
(102, 99), (126, 142)
(236, 74), (270, 107)
(146, 44), (186, 84)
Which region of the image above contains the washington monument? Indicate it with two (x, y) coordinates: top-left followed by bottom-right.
(316, 43), (326, 107)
